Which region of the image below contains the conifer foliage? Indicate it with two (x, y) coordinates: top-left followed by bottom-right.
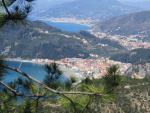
(0, 0), (34, 25)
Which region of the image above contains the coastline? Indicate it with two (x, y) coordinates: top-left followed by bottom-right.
(37, 17), (94, 27)
(5, 58), (48, 65)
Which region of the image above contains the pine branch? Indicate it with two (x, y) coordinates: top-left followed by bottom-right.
(81, 96), (93, 113)
(0, 81), (46, 98)
(3, 66), (102, 113)
(4, 66), (103, 96)
(1, 0), (11, 17)
(0, 81), (21, 96)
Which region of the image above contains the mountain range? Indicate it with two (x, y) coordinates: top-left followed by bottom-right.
(0, 20), (125, 59)
(99, 11), (150, 42)
(120, 0), (150, 10)
(30, 0), (138, 21)
(1, 0), (150, 64)
(95, 10), (150, 64)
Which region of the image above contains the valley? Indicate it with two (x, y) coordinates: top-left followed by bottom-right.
(1, 0), (150, 81)
(3, 15), (150, 80)
(39, 10), (150, 78)
(1, 0), (150, 113)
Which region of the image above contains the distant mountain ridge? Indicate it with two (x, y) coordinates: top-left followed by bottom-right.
(99, 11), (150, 41)
(30, 0), (138, 21)
(120, 0), (150, 10)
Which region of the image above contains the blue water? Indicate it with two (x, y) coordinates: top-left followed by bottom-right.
(4, 61), (71, 84)
(43, 21), (90, 32)
(4, 61), (47, 83)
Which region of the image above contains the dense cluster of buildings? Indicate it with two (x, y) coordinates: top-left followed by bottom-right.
(29, 58), (131, 79)
(91, 31), (150, 50)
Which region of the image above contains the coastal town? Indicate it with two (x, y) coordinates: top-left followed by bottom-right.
(1, 0), (150, 112)
(6, 17), (150, 79)
(91, 31), (150, 50)
(33, 17), (150, 51)
(7, 57), (132, 79)
(46, 17), (150, 50)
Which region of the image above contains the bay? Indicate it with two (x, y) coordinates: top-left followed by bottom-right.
(4, 61), (71, 84)
(43, 21), (90, 32)
(4, 61), (46, 83)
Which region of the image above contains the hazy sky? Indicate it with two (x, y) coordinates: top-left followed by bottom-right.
(121, 0), (150, 1)
(33, 0), (150, 11)
(34, 0), (150, 6)
(34, 0), (74, 5)
(35, 0), (150, 2)
(33, 0), (74, 9)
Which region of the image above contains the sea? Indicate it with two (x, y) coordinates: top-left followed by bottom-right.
(5, 21), (89, 82)
(4, 61), (71, 84)
(4, 61), (46, 83)
(43, 21), (90, 32)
